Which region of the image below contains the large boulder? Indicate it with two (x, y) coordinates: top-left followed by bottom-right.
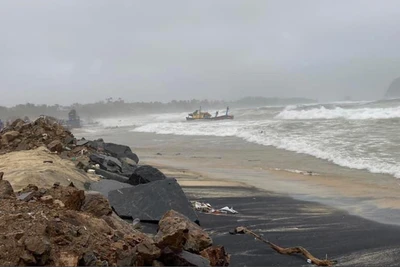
(88, 179), (133, 198)
(109, 179), (199, 223)
(103, 142), (139, 164)
(128, 165), (166, 185)
(154, 210), (212, 253)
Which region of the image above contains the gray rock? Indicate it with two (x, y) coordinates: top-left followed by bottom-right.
(109, 178), (199, 224)
(17, 191), (35, 202)
(161, 248), (211, 267)
(103, 142), (139, 164)
(89, 179), (133, 198)
(128, 165), (166, 186)
(94, 169), (130, 184)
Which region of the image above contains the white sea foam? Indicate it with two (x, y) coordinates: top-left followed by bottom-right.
(132, 117), (400, 178)
(98, 112), (188, 128)
(275, 106), (400, 120)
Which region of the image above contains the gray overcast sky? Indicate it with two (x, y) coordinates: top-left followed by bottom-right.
(1, 0), (400, 106)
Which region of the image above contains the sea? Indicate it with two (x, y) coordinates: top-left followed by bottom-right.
(92, 98), (400, 179)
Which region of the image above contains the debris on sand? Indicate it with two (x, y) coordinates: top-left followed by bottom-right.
(191, 201), (239, 215)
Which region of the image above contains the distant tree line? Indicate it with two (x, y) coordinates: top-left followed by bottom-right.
(0, 96), (316, 122)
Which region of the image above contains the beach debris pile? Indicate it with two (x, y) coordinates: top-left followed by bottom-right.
(0, 116), (73, 154)
(191, 201), (239, 215)
(0, 173), (230, 266)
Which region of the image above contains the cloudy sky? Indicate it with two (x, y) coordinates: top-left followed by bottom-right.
(1, 0), (400, 106)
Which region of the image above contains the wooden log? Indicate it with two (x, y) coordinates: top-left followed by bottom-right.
(234, 226), (337, 266)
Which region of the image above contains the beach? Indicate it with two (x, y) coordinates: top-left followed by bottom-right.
(73, 126), (400, 266)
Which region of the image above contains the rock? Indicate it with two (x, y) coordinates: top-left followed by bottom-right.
(94, 168), (130, 183)
(102, 212), (140, 237)
(134, 238), (162, 266)
(47, 186), (85, 211)
(24, 236), (52, 265)
(128, 165), (166, 185)
(200, 246), (230, 266)
(2, 131), (20, 143)
(103, 142), (139, 164)
(89, 153), (122, 173)
(57, 251), (79, 266)
(40, 195), (53, 204)
(109, 178), (199, 223)
(81, 191), (112, 217)
(20, 251), (37, 265)
(54, 199), (65, 208)
(78, 252), (98, 266)
(152, 260), (165, 266)
(64, 136), (75, 145)
(89, 179), (133, 198)
(17, 191), (35, 201)
(120, 158), (137, 177)
(161, 248), (211, 267)
(47, 140), (63, 153)
(155, 210), (212, 253)
(0, 179), (15, 199)
(120, 157), (137, 167)
(76, 139), (90, 146)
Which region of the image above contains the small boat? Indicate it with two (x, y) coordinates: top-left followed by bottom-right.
(186, 107), (234, 121)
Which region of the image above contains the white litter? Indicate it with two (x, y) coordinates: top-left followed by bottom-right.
(219, 206), (239, 214)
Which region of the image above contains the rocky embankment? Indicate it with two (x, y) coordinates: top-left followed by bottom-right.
(0, 117), (230, 266)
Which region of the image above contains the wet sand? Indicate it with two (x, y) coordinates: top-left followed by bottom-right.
(151, 164), (400, 266)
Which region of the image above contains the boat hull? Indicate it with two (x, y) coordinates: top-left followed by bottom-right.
(186, 115), (234, 121)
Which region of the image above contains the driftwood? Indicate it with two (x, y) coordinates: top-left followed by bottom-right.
(233, 226), (337, 266)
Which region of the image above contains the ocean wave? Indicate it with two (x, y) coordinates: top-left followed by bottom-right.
(132, 120), (400, 178)
(275, 106), (400, 120)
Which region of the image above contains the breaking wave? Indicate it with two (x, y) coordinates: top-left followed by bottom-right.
(132, 118), (400, 178)
(275, 106), (400, 120)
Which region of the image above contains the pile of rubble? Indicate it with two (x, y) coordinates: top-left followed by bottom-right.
(0, 117), (74, 154)
(0, 172), (230, 266)
(0, 118), (231, 266)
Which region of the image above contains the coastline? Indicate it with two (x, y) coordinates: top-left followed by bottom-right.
(68, 127), (400, 265)
(74, 128), (400, 226)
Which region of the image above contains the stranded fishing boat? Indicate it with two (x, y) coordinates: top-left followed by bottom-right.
(186, 107), (234, 121)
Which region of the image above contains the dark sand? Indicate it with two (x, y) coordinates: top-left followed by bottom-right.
(184, 185), (400, 267)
